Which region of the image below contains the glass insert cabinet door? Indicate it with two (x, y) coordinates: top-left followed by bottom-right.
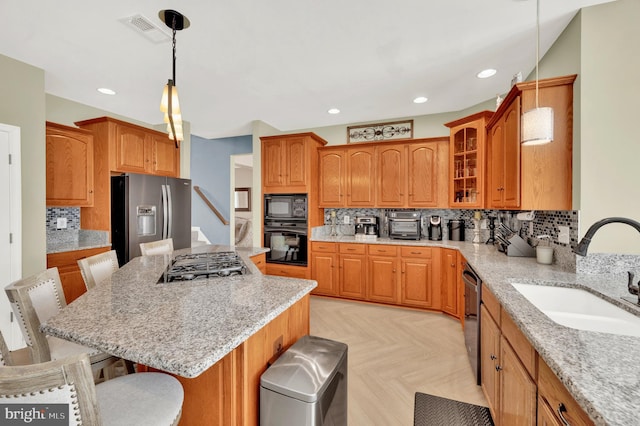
(452, 127), (480, 207)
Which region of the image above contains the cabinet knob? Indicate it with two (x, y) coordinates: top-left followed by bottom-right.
(490, 354), (497, 360)
(495, 365), (502, 371)
(451, 263), (455, 267)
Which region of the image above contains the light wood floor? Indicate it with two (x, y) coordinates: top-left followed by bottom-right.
(310, 296), (487, 426)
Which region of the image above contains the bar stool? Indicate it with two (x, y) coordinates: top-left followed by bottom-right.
(140, 238), (174, 256)
(0, 353), (184, 425)
(78, 250), (120, 291)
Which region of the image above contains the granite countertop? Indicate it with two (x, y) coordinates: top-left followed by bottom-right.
(46, 229), (111, 254)
(312, 235), (639, 426)
(41, 244), (316, 378)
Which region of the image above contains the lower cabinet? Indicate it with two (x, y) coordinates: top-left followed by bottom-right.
(265, 263), (309, 279)
(400, 247), (440, 309)
(46, 247), (111, 303)
(310, 242), (454, 313)
(250, 253), (267, 274)
(368, 245), (400, 304)
(309, 242), (367, 299)
(441, 248), (459, 316)
(338, 244), (367, 299)
(481, 286), (594, 426)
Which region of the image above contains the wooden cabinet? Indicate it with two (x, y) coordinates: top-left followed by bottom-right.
(407, 140), (448, 208)
(338, 244), (366, 299)
(261, 133), (327, 194)
(250, 253), (267, 274)
(310, 242), (366, 299)
(400, 246), (440, 309)
(112, 121), (179, 177)
(265, 263), (309, 279)
(488, 99), (521, 209)
(46, 247), (110, 303)
(538, 357), (594, 426)
(376, 143), (405, 207)
(441, 248), (459, 317)
(445, 111), (493, 208)
(367, 245), (399, 304)
(346, 146), (376, 207)
(318, 148), (346, 206)
(481, 304), (502, 422)
(46, 122), (94, 207)
(310, 242), (339, 296)
(486, 75), (576, 210)
(75, 117), (181, 232)
(481, 286), (537, 426)
(319, 137), (448, 208)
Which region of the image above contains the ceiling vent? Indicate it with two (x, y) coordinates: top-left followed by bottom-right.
(119, 14), (171, 43)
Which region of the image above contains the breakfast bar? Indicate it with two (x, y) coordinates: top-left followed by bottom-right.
(41, 245), (317, 426)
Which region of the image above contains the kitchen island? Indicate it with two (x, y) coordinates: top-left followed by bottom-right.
(312, 235), (640, 425)
(42, 244), (316, 426)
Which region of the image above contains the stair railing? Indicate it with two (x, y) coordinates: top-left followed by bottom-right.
(193, 185), (229, 225)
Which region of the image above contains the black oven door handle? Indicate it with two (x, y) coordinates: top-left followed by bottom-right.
(264, 227), (307, 235)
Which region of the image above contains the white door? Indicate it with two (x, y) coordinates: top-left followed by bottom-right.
(0, 123), (23, 350)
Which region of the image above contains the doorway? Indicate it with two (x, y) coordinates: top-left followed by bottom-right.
(0, 123), (23, 349)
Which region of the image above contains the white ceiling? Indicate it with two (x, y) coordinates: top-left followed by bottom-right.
(0, 0), (613, 140)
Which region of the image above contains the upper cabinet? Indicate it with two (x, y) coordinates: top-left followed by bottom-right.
(261, 133), (327, 194)
(318, 137), (449, 208)
(75, 116), (181, 231)
(46, 122), (94, 207)
(112, 121), (179, 177)
(486, 75), (576, 210)
(445, 111), (493, 209)
(487, 101), (521, 209)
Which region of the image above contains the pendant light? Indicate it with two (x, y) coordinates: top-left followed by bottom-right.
(159, 9), (190, 148)
(521, 0), (553, 145)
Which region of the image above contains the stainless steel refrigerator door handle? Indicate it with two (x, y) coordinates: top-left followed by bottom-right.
(166, 184), (173, 238)
(161, 184), (169, 239)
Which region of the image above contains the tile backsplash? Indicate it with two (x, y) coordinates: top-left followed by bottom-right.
(46, 207), (81, 230)
(323, 208), (579, 270)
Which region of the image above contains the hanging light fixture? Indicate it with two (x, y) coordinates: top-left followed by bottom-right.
(159, 9), (190, 148)
(521, 0), (553, 145)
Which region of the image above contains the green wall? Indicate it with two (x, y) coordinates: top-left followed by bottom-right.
(0, 55), (46, 276)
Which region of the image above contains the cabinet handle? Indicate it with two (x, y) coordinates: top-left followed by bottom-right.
(347, 248), (355, 251)
(495, 365), (502, 371)
(411, 251), (421, 255)
(557, 403), (571, 426)
(490, 354), (497, 360)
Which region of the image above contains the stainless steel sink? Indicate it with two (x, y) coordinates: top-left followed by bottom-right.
(511, 283), (640, 337)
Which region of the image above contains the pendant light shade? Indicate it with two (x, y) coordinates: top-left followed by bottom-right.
(158, 10), (189, 148)
(521, 107), (553, 145)
(521, 0), (553, 146)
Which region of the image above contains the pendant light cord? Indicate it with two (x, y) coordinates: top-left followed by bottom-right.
(535, 0), (540, 109)
(172, 16), (177, 85)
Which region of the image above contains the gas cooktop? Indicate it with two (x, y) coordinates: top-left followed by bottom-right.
(160, 252), (249, 283)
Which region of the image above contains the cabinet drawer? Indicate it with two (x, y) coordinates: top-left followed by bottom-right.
(311, 242), (337, 253)
(339, 243), (366, 254)
(368, 245), (398, 256)
(481, 285), (501, 326)
(501, 307), (536, 378)
(400, 246), (433, 258)
(266, 264), (309, 279)
(538, 357), (594, 426)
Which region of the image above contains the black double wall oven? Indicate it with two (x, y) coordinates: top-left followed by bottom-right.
(263, 194), (308, 266)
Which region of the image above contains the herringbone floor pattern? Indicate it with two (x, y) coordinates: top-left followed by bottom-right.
(310, 296), (487, 426)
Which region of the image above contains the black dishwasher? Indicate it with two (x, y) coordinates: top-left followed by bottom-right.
(462, 261), (482, 386)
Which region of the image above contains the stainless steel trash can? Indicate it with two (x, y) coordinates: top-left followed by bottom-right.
(260, 335), (348, 426)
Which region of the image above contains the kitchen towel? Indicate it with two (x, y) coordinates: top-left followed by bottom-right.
(413, 392), (494, 426)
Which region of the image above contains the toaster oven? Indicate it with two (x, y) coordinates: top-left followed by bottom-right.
(387, 211), (421, 240)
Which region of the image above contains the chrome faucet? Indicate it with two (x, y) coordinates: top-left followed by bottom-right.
(573, 217), (640, 256)
(626, 271), (640, 306)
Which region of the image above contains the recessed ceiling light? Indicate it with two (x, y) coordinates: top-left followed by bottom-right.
(476, 69), (497, 79)
(97, 88), (116, 95)
(413, 96), (428, 104)
(327, 108), (340, 114)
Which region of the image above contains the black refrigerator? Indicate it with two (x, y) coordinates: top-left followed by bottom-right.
(111, 173), (191, 265)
